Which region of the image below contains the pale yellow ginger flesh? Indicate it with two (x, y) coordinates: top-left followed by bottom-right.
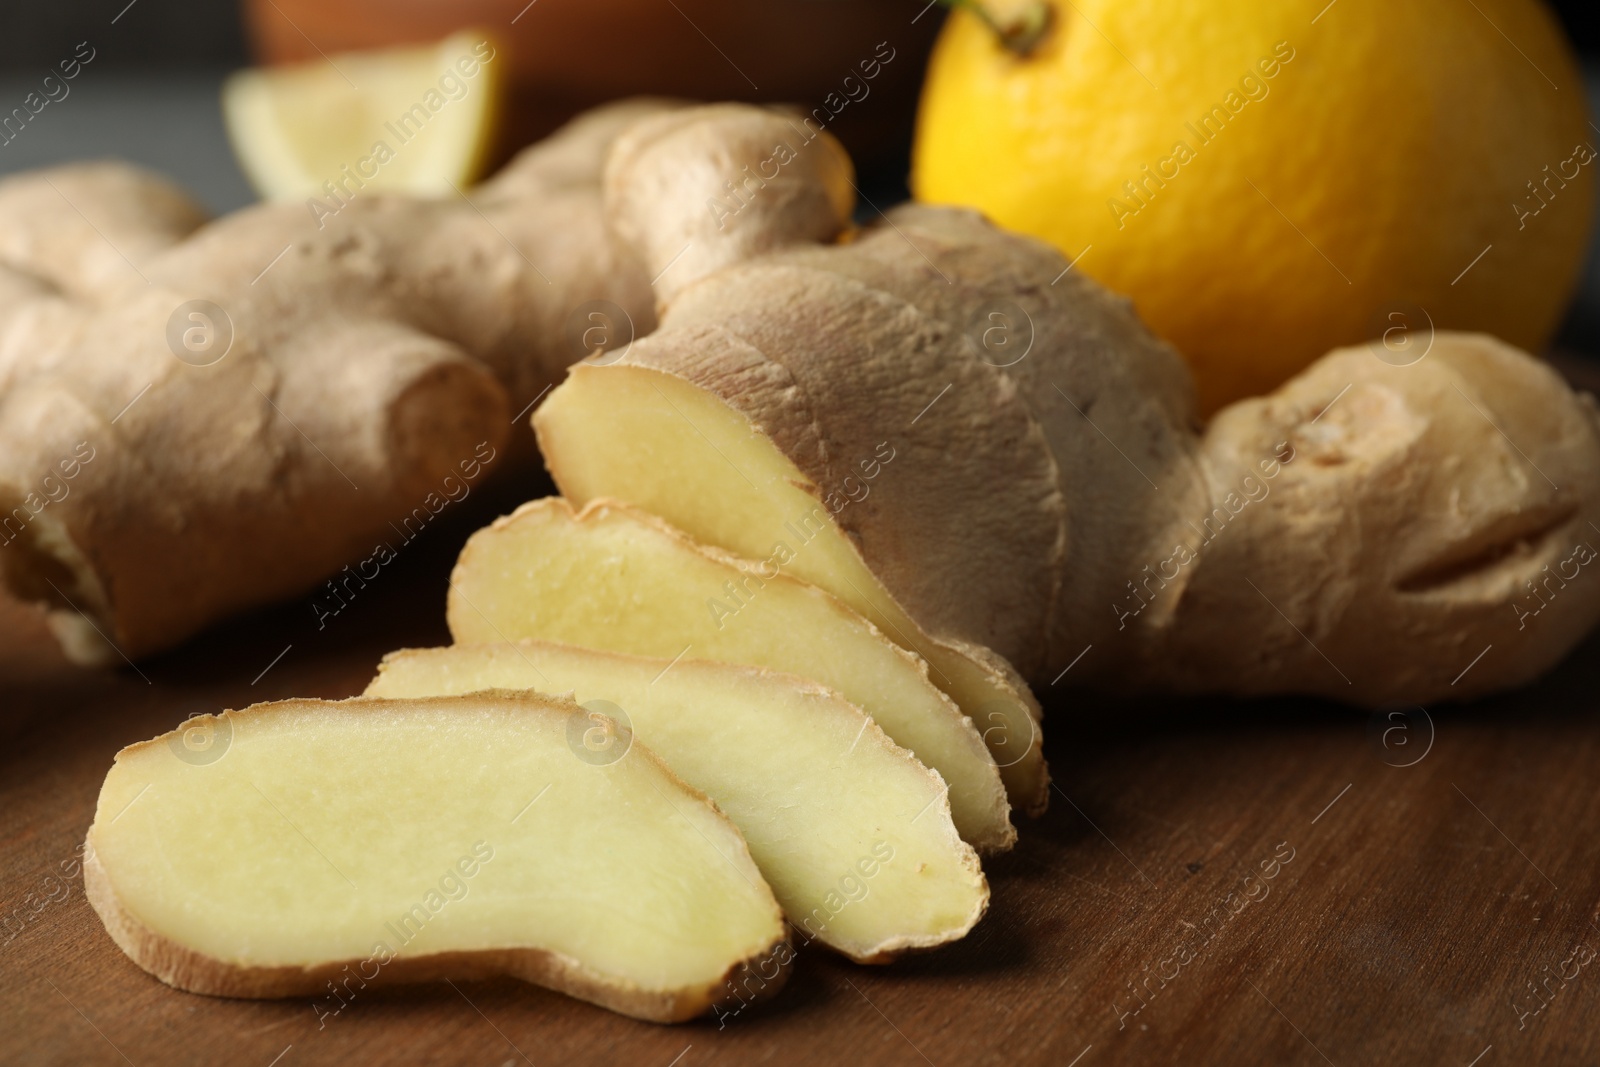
(446, 498), (1014, 851)
(534, 365), (1047, 812)
(85, 692), (787, 1023)
(367, 640), (989, 961)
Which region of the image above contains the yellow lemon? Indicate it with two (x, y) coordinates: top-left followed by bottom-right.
(914, 0), (1595, 412)
(223, 31), (505, 202)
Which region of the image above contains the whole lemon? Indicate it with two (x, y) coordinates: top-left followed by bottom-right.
(914, 0), (1596, 412)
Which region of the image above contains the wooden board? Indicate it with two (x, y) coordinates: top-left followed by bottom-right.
(3, 485), (1600, 1067)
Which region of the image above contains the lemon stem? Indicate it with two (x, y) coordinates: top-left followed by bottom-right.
(935, 0), (1054, 56)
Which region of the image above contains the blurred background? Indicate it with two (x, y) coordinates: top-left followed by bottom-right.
(1, 0), (1597, 346)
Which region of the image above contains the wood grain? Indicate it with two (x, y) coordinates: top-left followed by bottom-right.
(3, 483), (1600, 1066)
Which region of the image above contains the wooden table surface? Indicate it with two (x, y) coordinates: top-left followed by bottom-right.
(3, 465), (1600, 1067)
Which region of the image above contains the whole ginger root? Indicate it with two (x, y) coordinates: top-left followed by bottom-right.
(0, 100), (668, 665)
(535, 102), (1600, 757)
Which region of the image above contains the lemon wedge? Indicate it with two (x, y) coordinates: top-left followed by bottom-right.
(223, 30), (504, 201)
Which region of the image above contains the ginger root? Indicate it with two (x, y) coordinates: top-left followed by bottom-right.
(535, 103), (1600, 748)
(445, 496), (1013, 850)
(77, 103), (1600, 1025)
(0, 100), (667, 665)
(85, 691), (787, 1022)
(367, 639), (989, 960)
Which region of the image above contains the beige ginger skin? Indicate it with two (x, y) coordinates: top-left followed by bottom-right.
(0, 100), (667, 665)
(2, 96), (1596, 713)
(539, 104), (1600, 715)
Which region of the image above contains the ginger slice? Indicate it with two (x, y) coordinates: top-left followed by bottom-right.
(446, 498), (1015, 852)
(534, 364), (1049, 813)
(367, 640), (989, 961)
(85, 692), (787, 1023)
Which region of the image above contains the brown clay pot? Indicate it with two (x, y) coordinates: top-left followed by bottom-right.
(240, 0), (942, 173)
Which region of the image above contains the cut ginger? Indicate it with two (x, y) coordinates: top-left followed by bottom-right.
(367, 640), (989, 961)
(84, 692), (787, 1023)
(446, 498), (1014, 851)
(534, 364), (1048, 812)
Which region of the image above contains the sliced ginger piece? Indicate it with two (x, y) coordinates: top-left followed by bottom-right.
(222, 30), (504, 200)
(533, 363), (1048, 812)
(447, 498), (1014, 852)
(367, 640), (989, 961)
(85, 692), (786, 1023)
